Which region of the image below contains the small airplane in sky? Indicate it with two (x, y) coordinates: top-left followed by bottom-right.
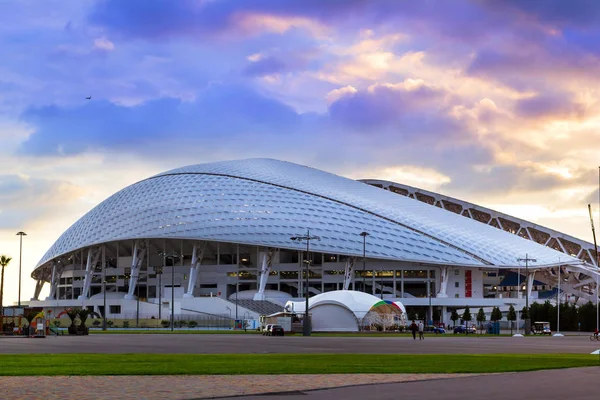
(85, 96), (92, 100)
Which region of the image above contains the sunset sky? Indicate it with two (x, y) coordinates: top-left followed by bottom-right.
(0, 0), (599, 305)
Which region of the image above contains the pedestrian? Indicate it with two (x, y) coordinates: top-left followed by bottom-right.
(418, 321), (424, 340)
(410, 320), (417, 340)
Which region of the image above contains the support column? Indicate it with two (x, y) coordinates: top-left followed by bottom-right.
(32, 279), (45, 300)
(254, 248), (274, 300)
(343, 257), (355, 290)
(46, 262), (61, 300)
(125, 240), (146, 300)
(184, 242), (206, 298)
(437, 266), (449, 298)
(78, 248), (100, 299)
(527, 270), (535, 300)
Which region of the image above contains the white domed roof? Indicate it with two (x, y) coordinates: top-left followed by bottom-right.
(285, 290), (406, 320)
(35, 158), (580, 270)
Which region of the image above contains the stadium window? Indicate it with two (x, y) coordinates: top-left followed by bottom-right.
(454, 269), (460, 275)
(109, 305), (121, 314)
(455, 282), (459, 288)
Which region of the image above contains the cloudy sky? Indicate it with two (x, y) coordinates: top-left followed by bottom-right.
(1, 0), (599, 304)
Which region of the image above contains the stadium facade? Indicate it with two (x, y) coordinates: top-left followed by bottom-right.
(27, 158), (599, 325)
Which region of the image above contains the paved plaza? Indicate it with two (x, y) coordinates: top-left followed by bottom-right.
(2, 334), (599, 399)
(1, 333), (600, 354)
(226, 367), (599, 400)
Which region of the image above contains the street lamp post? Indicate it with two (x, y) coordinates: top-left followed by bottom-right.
(428, 277), (433, 325)
(102, 263), (107, 331)
(291, 230), (321, 336)
(360, 232), (369, 293)
(235, 269), (239, 321)
(159, 251), (179, 332)
(16, 232), (26, 307)
(157, 267), (162, 321)
(380, 266), (384, 300)
(517, 254), (536, 335)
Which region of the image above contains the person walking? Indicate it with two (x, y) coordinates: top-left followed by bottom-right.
(418, 321), (424, 340)
(409, 320), (418, 340)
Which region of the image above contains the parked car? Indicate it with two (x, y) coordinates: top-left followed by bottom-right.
(262, 324), (273, 336)
(453, 325), (476, 334)
(267, 324), (285, 336)
(426, 325), (446, 334)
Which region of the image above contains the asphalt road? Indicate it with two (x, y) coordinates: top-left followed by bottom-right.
(222, 367), (600, 400)
(1, 333), (600, 354)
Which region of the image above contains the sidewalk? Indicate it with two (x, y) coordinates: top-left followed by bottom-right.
(1, 373), (477, 399)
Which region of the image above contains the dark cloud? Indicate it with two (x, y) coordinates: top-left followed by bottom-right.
(19, 84), (301, 155)
(480, 0), (600, 29)
(89, 0), (372, 40)
(515, 93), (585, 120)
(328, 83), (457, 136)
(243, 57), (288, 77)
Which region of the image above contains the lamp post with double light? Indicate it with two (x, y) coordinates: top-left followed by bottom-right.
(16, 232), (26, 307)
(290, 230), (321, 336)
(517, 254), (536, 335)
(360, 231), (369, 293)
(159, 251), (180, 332)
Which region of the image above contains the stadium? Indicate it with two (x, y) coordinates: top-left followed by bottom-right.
(27, 158), (599, 330)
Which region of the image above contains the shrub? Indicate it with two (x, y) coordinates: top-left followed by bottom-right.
(161, 320), (170, 328)
(187, 321), (198, 328)
(122, 321), (130, 328)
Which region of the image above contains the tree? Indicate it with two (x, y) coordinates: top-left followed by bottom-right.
(507, 305), (517, 334)
(450, 309), (459, 329)
(65, 308), (80, 335)
(521, 306), (529, 320)
(462, 306), (472, 334)
(0, 255), (12, 317)
(476, 308), (486, 334)
(77, 308), (100, 334)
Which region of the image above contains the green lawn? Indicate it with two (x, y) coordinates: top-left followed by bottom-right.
(89, 329), (261, 334)
(0, 354), (597, 376)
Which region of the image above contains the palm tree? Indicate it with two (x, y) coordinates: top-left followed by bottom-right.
(0, 255), (12, 317)
(77, 308), (100, 334)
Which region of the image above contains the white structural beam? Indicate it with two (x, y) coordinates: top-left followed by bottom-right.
(46, 262), (63, 300)
(343, 257), (356, 290)
(437, 266), (449, 298)
(527, 270), (535, 300)
(32, 279), (45, 300)
(125, 240), (147, 300)
(184, 242), (206, 298)
(78, 248), (100, 300)
(254, 248), (274, 301)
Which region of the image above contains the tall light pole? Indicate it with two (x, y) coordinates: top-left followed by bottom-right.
(157, 266), (163, 321)
(428, 276), (433, 325)
(159, 251), (179, 332)
(16, 232), (26, 307)
(517, 254), (536, 335)
(291, 230), (321, 336)
(102, 262), (107, 331)
(235, 268), (239, 322)
(379, 265), (384, 300)
(360, 232), (369, 293)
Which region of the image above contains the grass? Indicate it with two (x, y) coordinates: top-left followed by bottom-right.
(0, 354), (597, 376)
(89, 329), (261, 334)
